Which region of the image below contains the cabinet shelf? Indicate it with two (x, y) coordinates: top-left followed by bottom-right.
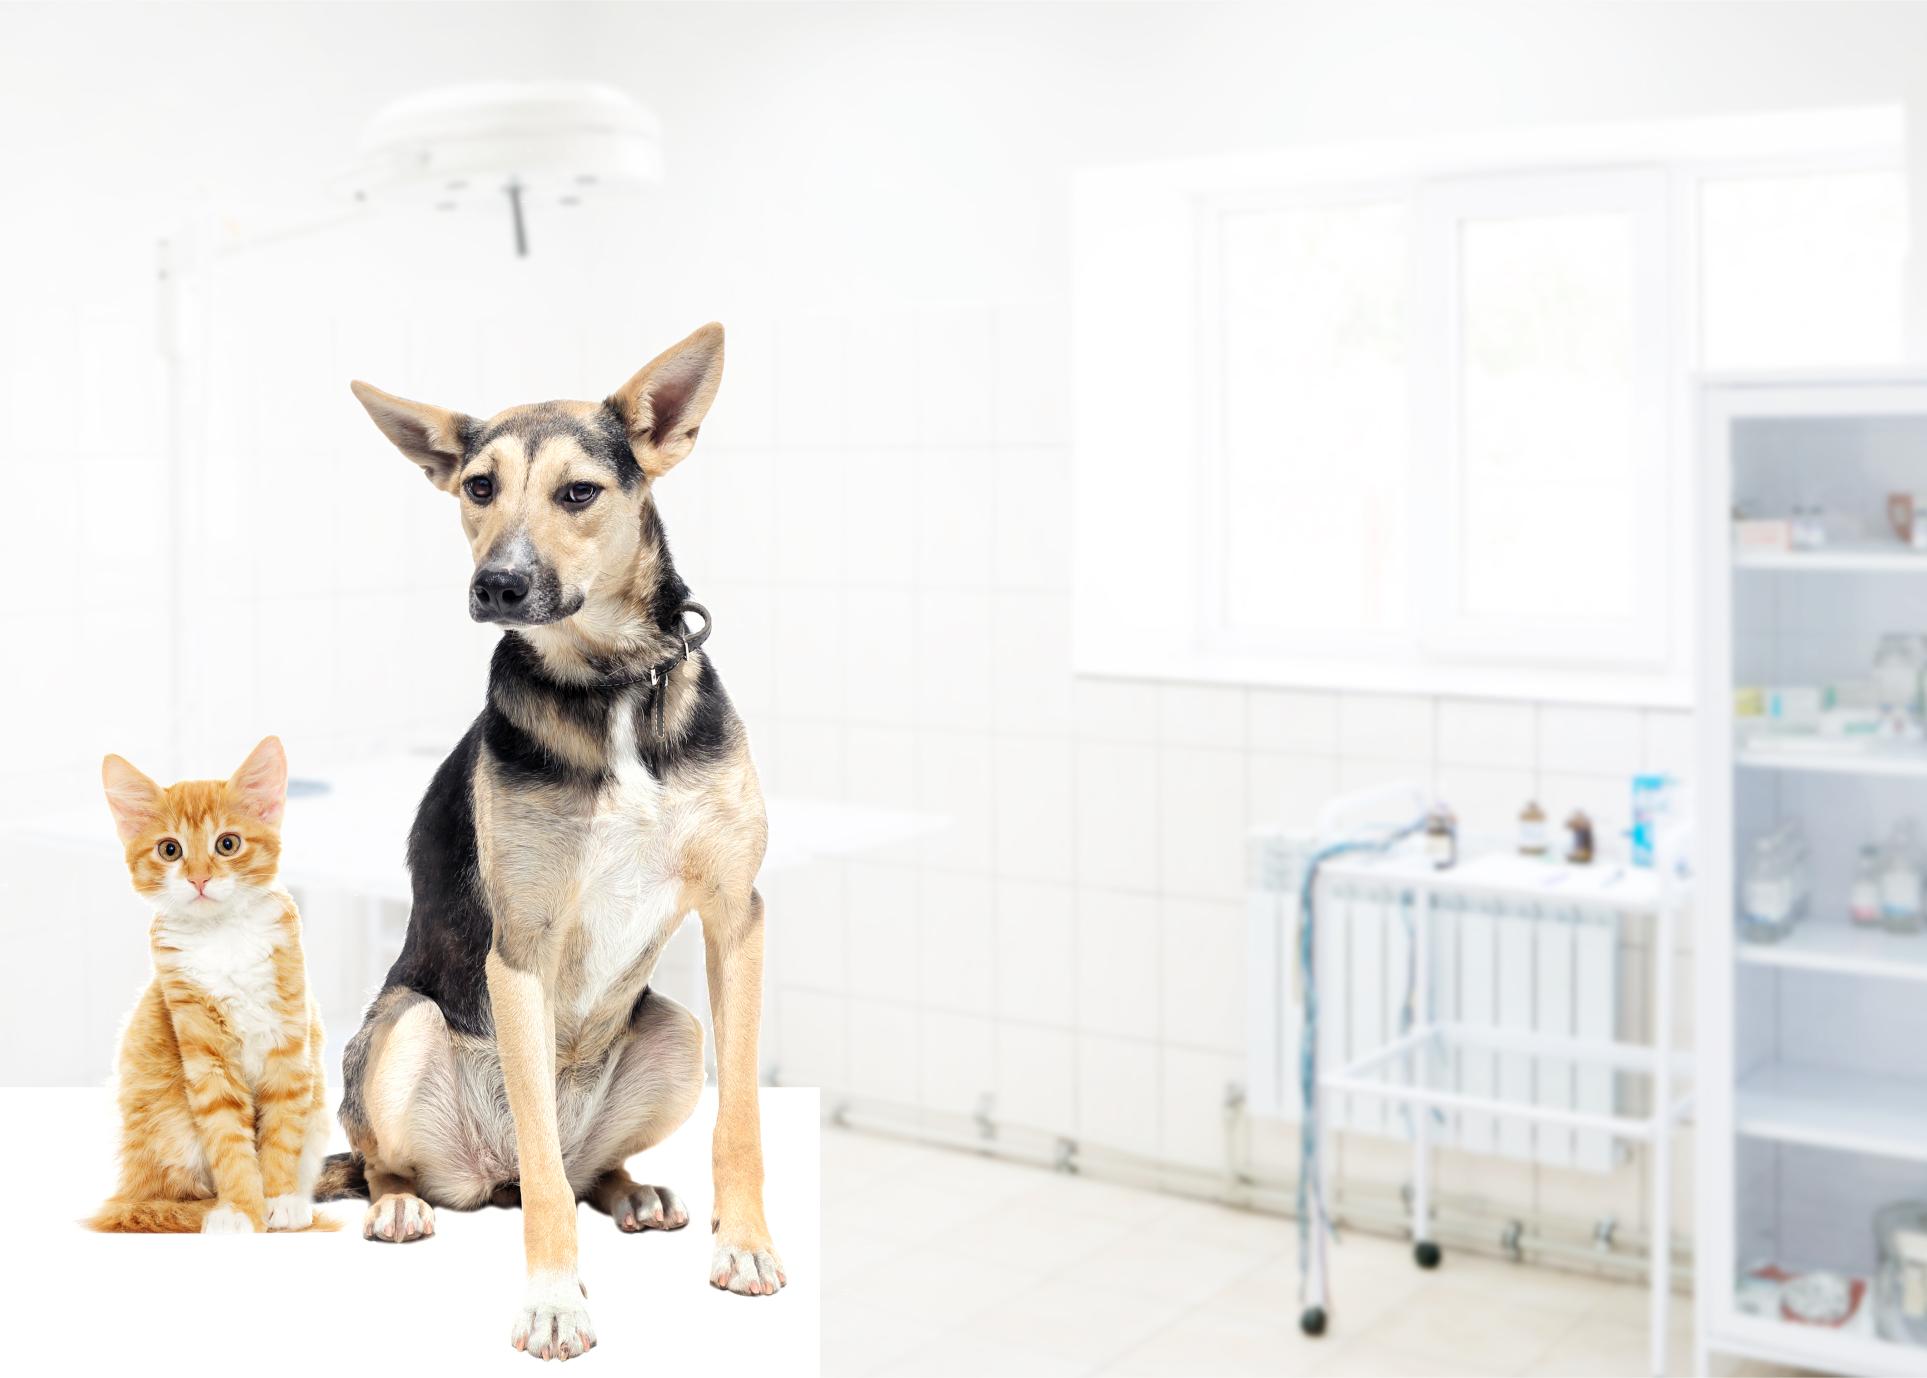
(1735, 1062), (1927, 1164)
(1702, 376), (1927, 1378)
(1737, 921), (1927, 983)
(1735, 542), (1927, 573)
(1719, 1311), (1925, 1378)
(1735, 739), (1927, 779)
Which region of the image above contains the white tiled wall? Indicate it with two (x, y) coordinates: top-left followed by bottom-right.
(0, 289), (174, 817)
(0, 242), (1692, 1244)
(736, 296), (1695, 1238)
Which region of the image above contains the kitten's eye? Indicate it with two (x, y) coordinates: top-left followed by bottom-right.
(215, 832), (242, 856)
(559, 481), (600, 508)
(157, 839), (181, 861)
(463, 475), (495, 503)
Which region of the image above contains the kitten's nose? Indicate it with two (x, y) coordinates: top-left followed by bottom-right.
(470, 566), (531, 620)
(189, 876), (210, 896)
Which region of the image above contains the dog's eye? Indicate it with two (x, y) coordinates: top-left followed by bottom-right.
(215, 832), (242, 856)
(157, 839), (181, 861)
(560, 481), (601, 508)
(463, 475), (495, 503)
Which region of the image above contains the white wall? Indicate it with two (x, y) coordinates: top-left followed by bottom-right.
(7, 0), (1927, 804)
(0, 1), (1920, 1240)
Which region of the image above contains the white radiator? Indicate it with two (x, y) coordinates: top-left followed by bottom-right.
(1248, 829), (1623, 1173)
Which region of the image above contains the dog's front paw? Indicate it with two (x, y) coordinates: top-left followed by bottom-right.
(202, 1202), (257, 1234)
(363, 1192), (435, 1242)
(710, 1229), (786, 1296)
(510, 1273), (595, 1361)
(265, 1194), (313, 1231)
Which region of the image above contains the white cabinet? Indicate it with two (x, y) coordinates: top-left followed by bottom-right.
(1698, 372), (1927, 1376)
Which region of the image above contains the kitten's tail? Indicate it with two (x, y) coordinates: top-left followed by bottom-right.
(86, 1198), (217, 1233)
(313, 1150), (369, 1201)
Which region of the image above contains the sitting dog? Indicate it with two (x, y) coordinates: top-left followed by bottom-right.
(320, 323), (782, 1361)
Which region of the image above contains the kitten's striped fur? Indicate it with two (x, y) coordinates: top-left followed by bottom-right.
(88, 738), (334, 1234)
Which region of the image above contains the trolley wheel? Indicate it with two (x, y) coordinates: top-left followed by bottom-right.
(1414, 1240), (1442, 1269)
(1299, 1306), (1328, 1337)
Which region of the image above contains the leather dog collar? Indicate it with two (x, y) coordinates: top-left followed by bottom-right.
(640, 600), (711, 734)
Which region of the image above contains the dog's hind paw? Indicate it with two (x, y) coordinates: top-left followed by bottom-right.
(710, 1239), (786, 1296)
(510, 1272), (595, 1361)
(363, 1192), (435, 1242)
(603, 1181), (689, 1233)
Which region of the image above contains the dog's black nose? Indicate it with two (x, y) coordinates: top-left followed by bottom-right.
(471, 566), (531, 615)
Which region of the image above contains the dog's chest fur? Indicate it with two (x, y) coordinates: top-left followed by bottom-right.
(557, 690), (702, 1033)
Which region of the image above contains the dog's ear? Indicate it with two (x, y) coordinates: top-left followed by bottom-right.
(607, 323), (725, 479)
(350, 381), (475, 491)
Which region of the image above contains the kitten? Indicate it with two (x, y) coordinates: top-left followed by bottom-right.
(88, 737), (332, 1234)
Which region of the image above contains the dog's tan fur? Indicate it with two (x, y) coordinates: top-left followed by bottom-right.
(340, 324), (783, 1360)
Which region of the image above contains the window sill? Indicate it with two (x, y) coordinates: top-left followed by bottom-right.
(1071, 642), (1692, 710)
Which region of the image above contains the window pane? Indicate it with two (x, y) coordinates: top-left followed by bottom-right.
(1700, 169), (1906, 369)
(1220, 201), (1408, 636)
(1458, 211), (1639, 624)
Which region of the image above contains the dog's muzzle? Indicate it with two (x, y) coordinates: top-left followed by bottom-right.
(468, 564), (581, 625)
(471, 566), (532, 621)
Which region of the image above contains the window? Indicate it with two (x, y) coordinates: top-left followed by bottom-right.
(1215, 198), (1410, 642)
(1423, 172), (1670, 666)
(1206, 171), (1670, 673)
(1073, 108), (1906, 704)
(1456, 209), (1639, 625)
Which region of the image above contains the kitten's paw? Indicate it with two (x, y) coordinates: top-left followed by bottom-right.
(509, 1272), (595, 1361)
(266, 1194), (313, 1231)
(202, 1202), (257, 1234)
(363, 1192), (435, 1242)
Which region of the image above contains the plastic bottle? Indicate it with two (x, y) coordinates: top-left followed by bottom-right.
(1882, 822), (1923, 935)
(1740, 833), (1797, 944)
(1850, 845), (1884, 928)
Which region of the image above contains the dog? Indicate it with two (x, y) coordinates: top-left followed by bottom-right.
(317, 323), (782, 1361)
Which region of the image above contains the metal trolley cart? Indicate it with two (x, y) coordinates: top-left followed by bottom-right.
(1251, 788), (1691, 1378)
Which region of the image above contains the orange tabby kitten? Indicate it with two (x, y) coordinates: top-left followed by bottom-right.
(88, 737), (331, 1234)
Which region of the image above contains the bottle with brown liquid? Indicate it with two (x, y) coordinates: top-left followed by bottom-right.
(1565, 809), (1595, 865)
(1424, 805), (1458, 870)
(1519, 800), (1549, 857)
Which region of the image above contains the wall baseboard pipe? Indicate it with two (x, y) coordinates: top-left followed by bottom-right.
(825, 1097), (1691, 1291)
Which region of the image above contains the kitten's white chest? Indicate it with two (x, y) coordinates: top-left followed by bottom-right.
(165, 892), (289, 1085)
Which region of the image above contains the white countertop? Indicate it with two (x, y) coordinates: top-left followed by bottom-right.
(1248, 827), (1669, 913)
(7, 751), (942, 901)
(1, 1085), (819, 1375)
(1314, 849), (1666, 911)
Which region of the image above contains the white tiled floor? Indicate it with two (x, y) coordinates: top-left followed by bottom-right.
(821, 1127), (1796, 1378)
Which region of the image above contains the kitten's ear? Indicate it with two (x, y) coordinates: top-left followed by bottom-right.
(350, 380), (475, 491)
(606, 323), (725, 479)
(229, 736), (288, 826)
(102, 755), (163, 844)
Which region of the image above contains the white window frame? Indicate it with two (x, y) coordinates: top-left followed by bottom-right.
(1197, 169), (1674, 673)
(1416, 167), (1673, 668)
(1196, 179), (1421, 668)
(1072, 105), (1905, 708)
